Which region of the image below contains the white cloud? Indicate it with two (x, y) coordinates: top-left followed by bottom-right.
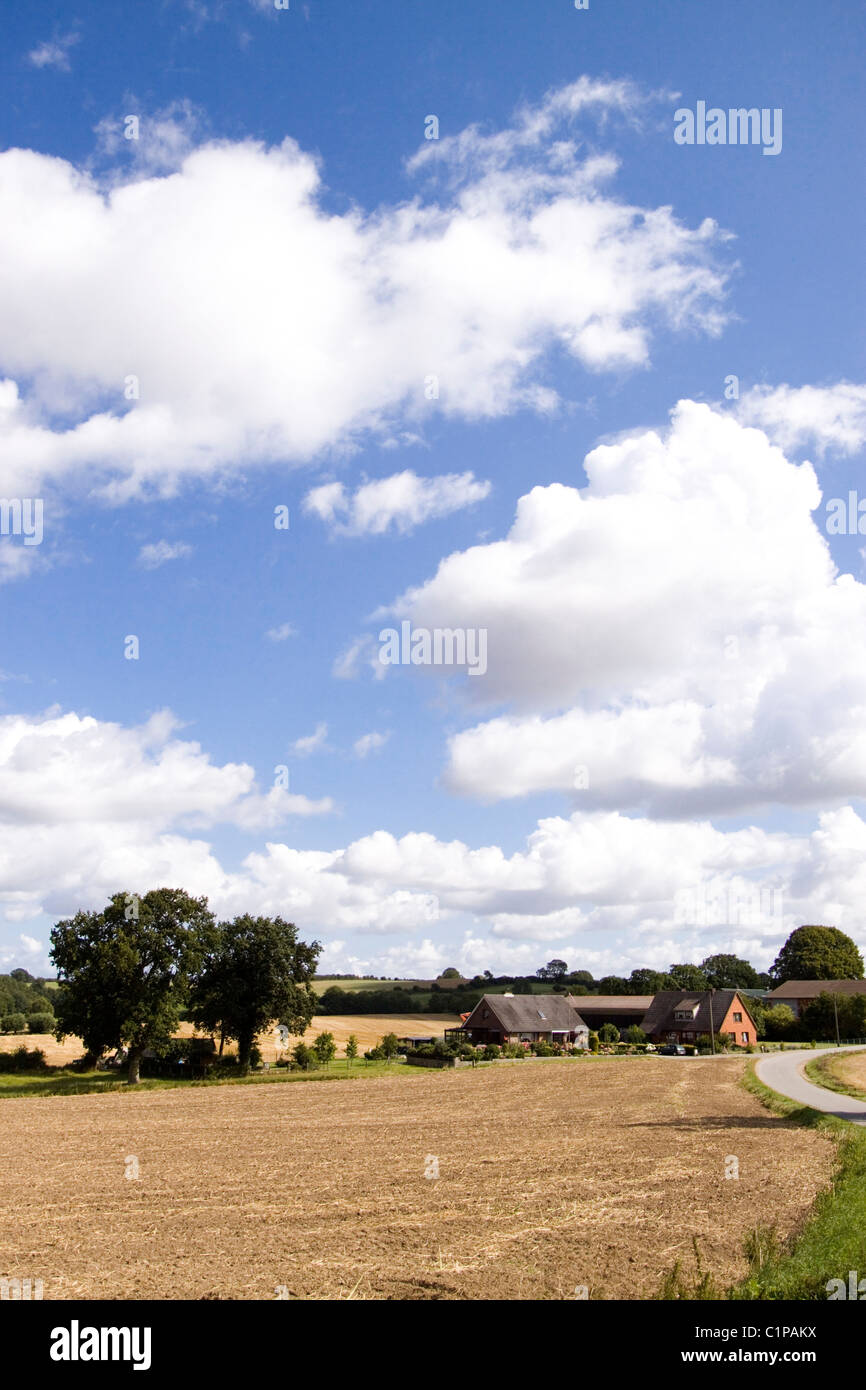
(266, 622), (296, 642)
(0, 707), (333, 919)
(737, 382), (866, 457)
(137, 539), (193, 569)
(368, 398), (866, 815)
(27, 34), (79, 71)
(304, 470), (491, 536)
(0, 82), (729, 502)
(291, 722), (329, 756)
(353, 731), (390, 758)
(1, 702), (866, 969)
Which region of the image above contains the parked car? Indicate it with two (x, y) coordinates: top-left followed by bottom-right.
(659, 1043), (687, 1056)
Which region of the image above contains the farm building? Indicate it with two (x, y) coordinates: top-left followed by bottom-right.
(454, 994), (589, 1047)
(640, 990), (758, 1046)
(566, 995), (654, 1031)
(766, 979), (866, 1018)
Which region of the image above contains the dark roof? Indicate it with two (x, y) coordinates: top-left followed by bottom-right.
(639, 990), (756, 1035)
(464, 994), (585, 1033)
(566, 995), (654, 1013)
(769, 979), (866, 1000)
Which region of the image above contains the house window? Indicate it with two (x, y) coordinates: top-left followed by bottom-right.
(733, 1012), (743, 1022)
(741, 1032), (749, 1043)
(482, 1009), (489, 1019)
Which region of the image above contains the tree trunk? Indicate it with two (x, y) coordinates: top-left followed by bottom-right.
(237, 1031), (253, 1075)
(127, 1045), (144, 1085)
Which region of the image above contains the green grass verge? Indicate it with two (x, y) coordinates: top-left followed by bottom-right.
(803, 1051), (866, 1104)
(0, 1058), (422, 1099)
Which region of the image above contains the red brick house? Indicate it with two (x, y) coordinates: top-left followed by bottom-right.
(640, 990), (758, 1046)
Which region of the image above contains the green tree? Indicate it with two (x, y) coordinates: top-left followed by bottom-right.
(623, 1024), (647, 1044)
(345, 1033), (358, 1063)
(292, 1041), (313, 1069)
(438, 967), (462, 980)
(599, 1022), (621, 1043)
(512, 978), (533, 994)
(190, 915), (320, 1074)
(2, 1012), (26, 1034)
(799, 992), (866, 1042)
(27, 1012), (55, 1034)
(667, 963), (709, 991)
(770, 925), (864, 984)
(628, 969), (667, 994)
(312, 1031), (336, 1065)
(761, 1003), (796, 1041)
(700, 953), (760, 990)
(595, 975), (630, 995)
(380, 1032), (399, 1059)
(51, 888), (217, 1084)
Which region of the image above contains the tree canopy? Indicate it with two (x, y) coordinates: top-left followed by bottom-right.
(700, 954), (763, 990)
(769, 925), (864, 984)
(189, 914), (320, 1072)
(50, 888), (217, 1083)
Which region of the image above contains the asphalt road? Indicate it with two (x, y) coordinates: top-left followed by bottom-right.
(755, 1046), (866, 1126)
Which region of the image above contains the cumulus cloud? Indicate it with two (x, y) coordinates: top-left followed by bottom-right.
(0, 708), (333, 920)
(304, 470), (491, 536)
(1, 702), (866, 968)
(737, 381), (866, 457)
(137, 539), (193, 568)
(0, 81), (729, 502)
(365, 398), (866, 815)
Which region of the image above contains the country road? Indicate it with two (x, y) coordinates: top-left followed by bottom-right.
(755, 1046), (866, 1126)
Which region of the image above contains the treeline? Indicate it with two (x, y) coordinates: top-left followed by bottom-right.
(318, 985), (483, 1015)
(0, 969), (56, 1033)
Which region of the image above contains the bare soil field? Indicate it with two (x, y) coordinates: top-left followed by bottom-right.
(1, 1014), (458, 1066)
(0, 1057), (834, 1300)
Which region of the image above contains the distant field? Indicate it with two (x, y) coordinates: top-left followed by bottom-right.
(811, 1048), (866, 1101)
(0, 1057), (835, 1300)
(312, 978), (465, 994)
(0, 1014), (460, 1067)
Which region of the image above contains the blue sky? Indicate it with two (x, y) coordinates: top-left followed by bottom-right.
(1, 0), (865, 980)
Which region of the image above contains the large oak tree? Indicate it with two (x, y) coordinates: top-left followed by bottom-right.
(50, 888), (217, 1084)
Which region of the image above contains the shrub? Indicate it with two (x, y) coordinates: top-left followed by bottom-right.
(624, 1025), (647, 1044)
(503, 1043), (525, 1059)
(588, 1031), (600, 1053)
(0, 1045), (48, 1073)
(1, 1013), (27, 1034)
(28, 1013), (55, 1034)
(292, 1041), (314, 1070)
(364, 1046), (385, 1061)
(532, 1040), (554, 1056)
(482, 1043), (501, 1060)
(457, 1043), (476, 1059)
(598, 1022), (621, 1044)
(312, 1031), (337, 1065)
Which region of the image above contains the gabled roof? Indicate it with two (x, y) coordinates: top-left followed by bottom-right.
(768, 979), (866, 1000)
(566, 995), (654, 1012)
(464, 994), (584, 1033)
(640, 990), (756, 1035)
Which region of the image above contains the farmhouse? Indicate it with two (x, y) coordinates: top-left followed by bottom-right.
(566, 995), (653, 1031)
(766, 979), (866, 1019)
(456, 994), (589, 1048)
(640, 990), (758, 1046)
